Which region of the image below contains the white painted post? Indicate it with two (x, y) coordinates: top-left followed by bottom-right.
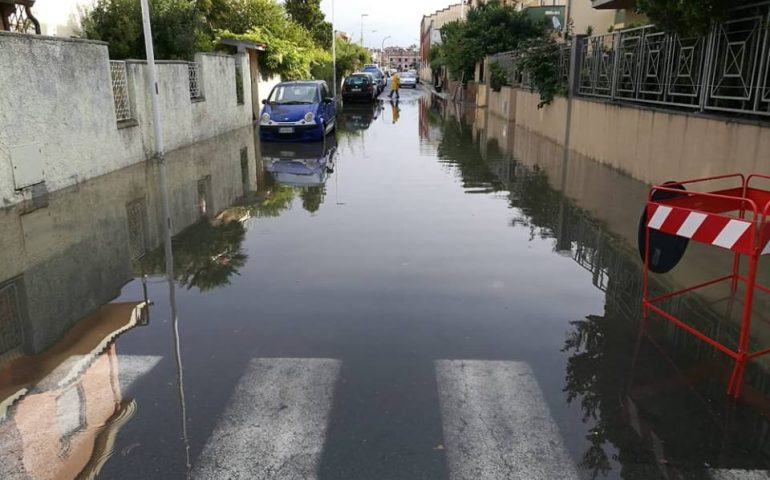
(139, 0), (173, 275)
(332, 0), (336, 98)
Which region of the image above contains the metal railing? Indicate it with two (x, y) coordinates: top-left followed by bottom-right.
(490, 42), (572, 90)
(0, 281), (23, 355)
(188, 62), (202, 100)
(109, 60), (131, 122)
(235, 62), (244, 105)
(578, 2), (770, 117)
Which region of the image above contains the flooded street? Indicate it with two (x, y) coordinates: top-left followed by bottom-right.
(3, 88), (770, 479)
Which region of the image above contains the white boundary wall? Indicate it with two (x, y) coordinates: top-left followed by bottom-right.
(0, 32), (257, 207)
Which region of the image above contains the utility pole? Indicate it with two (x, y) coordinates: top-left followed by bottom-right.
(332, 0), (336, 97)
(360, 13), (368, 46)
(381, 35), (391, 68)
(139, 0), (172, 272)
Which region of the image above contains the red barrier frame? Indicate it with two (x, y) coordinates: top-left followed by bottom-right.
(642, 173), (770, 399)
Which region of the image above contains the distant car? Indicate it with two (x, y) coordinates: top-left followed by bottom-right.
(342, 73), (378, 102)
(400, 72), (417, 89)
(362, 64), (386, 93)
(260, 80), (336, 142)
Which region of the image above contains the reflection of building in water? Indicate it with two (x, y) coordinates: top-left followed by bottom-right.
(434, 102), (770, 476)
(0, 303), (148, 480)
(0, 126), (257, 357)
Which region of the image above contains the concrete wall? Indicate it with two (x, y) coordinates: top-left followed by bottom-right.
(0, 32), (254, 208)
(511, 89), (770, 185)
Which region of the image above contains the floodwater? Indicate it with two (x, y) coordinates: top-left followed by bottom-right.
(3, 87), (770, 479)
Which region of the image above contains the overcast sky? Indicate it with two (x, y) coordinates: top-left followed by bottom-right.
(319, 0), (458, 49)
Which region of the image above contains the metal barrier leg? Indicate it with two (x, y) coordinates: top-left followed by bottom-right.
(642, 225), (651, 322)
(727, 253), (760, 398)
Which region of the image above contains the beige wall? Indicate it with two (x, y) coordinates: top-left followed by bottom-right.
(571, 0), (617, 35)
(512, 89), (770, 186)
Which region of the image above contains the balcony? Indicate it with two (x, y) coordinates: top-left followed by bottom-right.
(592, 0), (635, 9)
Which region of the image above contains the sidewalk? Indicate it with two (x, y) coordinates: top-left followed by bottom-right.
(421, 83), (450, 101)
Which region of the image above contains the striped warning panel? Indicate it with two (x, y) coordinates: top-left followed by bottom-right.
(647, 203), (766, 255)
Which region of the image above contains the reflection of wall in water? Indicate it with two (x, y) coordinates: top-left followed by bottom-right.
(0, 303), (146, 480)
(0, 127), (257, 355)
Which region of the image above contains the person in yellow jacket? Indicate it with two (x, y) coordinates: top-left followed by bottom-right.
(388, 72), (400, 100)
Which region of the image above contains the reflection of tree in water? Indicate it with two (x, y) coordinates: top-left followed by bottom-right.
(137, 217), (248, 292)
(436, 117), (507, 194)
(300, 186), (325, 213)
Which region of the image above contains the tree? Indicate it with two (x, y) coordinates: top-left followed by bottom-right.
(80, 0), (206, 60)
(440, 0), (544, 81)
(635, 0), (745, 36)
(284, 0), (332, 49)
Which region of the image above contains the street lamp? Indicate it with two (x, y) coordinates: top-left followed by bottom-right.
(381, 35), (391, 68)
(331, 0), (336, 97)
(360, 13), (368, 46)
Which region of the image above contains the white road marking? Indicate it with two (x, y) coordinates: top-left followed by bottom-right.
(677, 212), (707, 238)
(117, 355), (163, 393)
(712, 220), (752, 249)
(648, 206), (673, 230)
(711, 470), (770, 479)
(192, 358), (341, 480)
(435, 360), (580, 480)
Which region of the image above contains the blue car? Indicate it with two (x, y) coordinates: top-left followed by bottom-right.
(259, 80), (336, 142)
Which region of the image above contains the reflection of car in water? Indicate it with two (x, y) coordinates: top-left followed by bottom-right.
(262, 137), (337, 187)
(338, 101), (382, 131)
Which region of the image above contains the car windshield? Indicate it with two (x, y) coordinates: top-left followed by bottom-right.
(268, 84), (319, 104)
(402, 73), (415, 78)
(363, 67), (381, 76)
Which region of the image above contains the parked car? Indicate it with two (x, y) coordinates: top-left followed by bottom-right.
(259, 80), (336, 142)
(400, 71), (418, 89)
(362, 64), (386, 94)
(342, 73), (378, 102)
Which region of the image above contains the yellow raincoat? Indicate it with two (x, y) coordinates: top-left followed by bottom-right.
(391, 73), (401, 91)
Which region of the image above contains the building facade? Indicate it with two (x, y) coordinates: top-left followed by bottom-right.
(382, 47), (420, 72)
(419, 3), (465, 82)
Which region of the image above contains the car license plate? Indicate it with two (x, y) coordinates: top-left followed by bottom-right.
(352, 88), (361, 92)
(279, 127), (294, 134)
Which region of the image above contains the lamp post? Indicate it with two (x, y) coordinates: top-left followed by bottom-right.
(331, 0), (336, 97)
(360, 13), (368, 46)
(381, 35), (391, 68)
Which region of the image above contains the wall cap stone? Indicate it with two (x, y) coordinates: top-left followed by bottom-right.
(0, 31), (108, 47)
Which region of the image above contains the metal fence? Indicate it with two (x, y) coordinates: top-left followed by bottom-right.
(189, 62), (202, 100)
(109, 61), (131, 122)
(490, 42), (572, 90)
(235, 63), (244, 105)
(0, 281), (23, 355)
(578, 2), (770, 116)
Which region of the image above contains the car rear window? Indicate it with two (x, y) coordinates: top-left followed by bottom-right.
(346, 76), (370, 85)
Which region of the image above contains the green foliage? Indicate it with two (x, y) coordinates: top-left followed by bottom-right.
(514, 37), (564, 108)
(310, 37), (371, 89)
(635, 0), (741, 36)
(80, 0), (206, 60)
(219, 25), (325, 80)
(440, 0), (544, 81)
(489, 62), (508, 92)
(284, 0), (332, 50)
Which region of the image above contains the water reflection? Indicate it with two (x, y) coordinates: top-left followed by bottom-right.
(425, 97), (770, 478)
(0, 126), (260, 479)
(338, 101), (383, 131)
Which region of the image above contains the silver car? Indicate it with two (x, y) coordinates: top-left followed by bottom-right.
(400, 72), (417, 89)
